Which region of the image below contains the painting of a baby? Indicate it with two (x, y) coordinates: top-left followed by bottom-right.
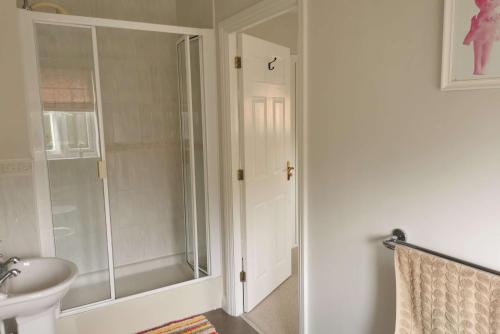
(463, 0), (500, 75)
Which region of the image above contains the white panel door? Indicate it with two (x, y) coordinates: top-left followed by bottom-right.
(239, 33), (293, 312)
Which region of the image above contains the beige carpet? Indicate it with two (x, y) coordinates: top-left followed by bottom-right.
(243, 247), (299, 334)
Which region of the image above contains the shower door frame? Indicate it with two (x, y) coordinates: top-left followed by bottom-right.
(176, 35), (211, 277)
(18, 9), (221, 316)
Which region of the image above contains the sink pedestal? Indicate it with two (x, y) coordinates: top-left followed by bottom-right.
(0, 258), (77, 334)
(16, 307), (57, 334)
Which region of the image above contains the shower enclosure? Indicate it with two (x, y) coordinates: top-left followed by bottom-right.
(19, 10), (219, 312)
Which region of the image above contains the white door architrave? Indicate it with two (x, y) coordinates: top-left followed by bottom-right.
(218, 3), (307, 333)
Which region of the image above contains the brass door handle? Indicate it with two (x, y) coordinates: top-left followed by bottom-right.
(287, 161), (295, 181)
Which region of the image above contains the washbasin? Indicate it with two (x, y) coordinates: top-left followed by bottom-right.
(0, 258), (77, 334)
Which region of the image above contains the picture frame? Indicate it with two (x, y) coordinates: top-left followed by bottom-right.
(442, 0), (500, 90)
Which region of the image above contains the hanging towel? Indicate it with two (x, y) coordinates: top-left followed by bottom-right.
(394, 245), (500, 334)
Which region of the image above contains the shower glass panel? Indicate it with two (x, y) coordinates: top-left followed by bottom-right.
(190, 38), (209, 275)
(31, 16), (211, 310)
(34, 23), (112, 310)
(177, 37), (209, 276)
(176, 41), (196, 276)
(96, 28), (205, 298)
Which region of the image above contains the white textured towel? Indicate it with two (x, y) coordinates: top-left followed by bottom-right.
(395, 245), (500, 334)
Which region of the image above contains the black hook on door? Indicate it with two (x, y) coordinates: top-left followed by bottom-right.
(268, 57), (278, 70)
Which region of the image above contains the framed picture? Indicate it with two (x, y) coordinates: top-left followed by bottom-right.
(442, 0), (500, 90)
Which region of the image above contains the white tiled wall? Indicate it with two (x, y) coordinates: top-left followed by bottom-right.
(0, 160), (40, 258)
(97, 28), (186, 268)
(32, 23), (188, 276)
(3, 0), (210, 274)
(48, 158), (110, 275)
(17, 0), (176, 25)
(15, 0), (214, 28)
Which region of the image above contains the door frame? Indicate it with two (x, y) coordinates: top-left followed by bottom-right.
(218, 1), (307, 333)
(238, 33), (293, 313)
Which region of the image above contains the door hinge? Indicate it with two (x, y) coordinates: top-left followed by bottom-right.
(237, 169), (244, 181)
(240, 270), (246, 283)
(235, 56), (242, 69)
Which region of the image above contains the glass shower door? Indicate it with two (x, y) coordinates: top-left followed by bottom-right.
(95, 28), (207, 298)
(31, 19), (211, 309)
(34, 23), (112, 310)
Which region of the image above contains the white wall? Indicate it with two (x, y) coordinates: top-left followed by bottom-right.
(176, 0), (214, 28)
(0, 160), (39, 258)
(244, 10), (298, 54)
(15, 0), (214, 27)
(214, 0), (261, 22)
(0, 0), (39, 259)
(16, 0), (178, 25)
(306, 0), (500, 333)
(0, 1), (30, 160)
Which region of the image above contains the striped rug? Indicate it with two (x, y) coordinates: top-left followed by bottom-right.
(137, 315), (218, 334)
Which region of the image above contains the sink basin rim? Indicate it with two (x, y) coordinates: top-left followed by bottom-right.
(0, 257), (78, 307)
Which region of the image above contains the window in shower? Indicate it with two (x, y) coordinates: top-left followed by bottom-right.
(43, 111), (99, 159)
(30, 15), (216, 311)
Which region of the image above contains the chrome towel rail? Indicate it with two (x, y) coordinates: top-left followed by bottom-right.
(383, 229), (500, 276)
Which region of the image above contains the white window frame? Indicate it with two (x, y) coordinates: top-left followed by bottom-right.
(44, 110), (100, 160)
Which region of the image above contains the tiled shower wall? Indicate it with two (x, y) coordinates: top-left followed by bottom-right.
(34, 27), (186, 272)
(0, 160), (39, 258)
(48, 159), (109, 275)
(15, 0), (213, 28)
(98, 28), (186, 268)
(3, 0), (212, 267)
